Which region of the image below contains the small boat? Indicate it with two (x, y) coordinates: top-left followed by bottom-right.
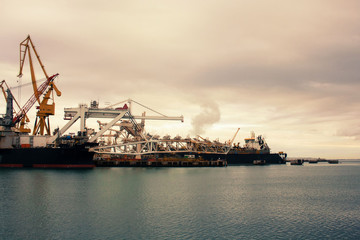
(290, 159), (303, 165)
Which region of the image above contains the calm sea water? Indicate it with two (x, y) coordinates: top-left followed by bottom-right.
(1, 161), (359, 240)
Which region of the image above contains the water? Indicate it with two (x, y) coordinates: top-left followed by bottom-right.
(1, 162), (359, 240)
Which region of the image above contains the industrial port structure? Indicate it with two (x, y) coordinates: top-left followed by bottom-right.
(52, 98), (237, 163)
(1, 35), (286, 168)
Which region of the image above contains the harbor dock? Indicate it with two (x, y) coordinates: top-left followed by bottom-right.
(287, 158), (339, 165)
(94, 158), (227, 167)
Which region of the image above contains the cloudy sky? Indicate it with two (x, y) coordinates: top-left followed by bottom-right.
(1, 0), (360, 158)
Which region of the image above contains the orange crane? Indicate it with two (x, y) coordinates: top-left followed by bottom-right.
(12, 74), (59, 128)
(17, 35), (61, 135)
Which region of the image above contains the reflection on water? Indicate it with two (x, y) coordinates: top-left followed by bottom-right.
(1, 162), (360, 240)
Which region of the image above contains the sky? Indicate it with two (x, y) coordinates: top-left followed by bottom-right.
(1, 0), (360, 158)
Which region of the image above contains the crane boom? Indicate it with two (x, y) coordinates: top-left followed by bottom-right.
(12, 74), (58, 125)
(229, 128), (240, 145)
(16, 35), (61, 135)
(18, 35), (49, 104)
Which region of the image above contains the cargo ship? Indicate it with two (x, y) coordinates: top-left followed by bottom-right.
(0, 89), (96, 168)
(198, 132), (287, 164)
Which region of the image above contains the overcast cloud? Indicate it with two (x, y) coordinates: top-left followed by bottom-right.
(1, 0), (359, 158)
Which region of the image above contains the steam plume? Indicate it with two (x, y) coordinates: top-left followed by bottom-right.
(191, 102), (221, 135)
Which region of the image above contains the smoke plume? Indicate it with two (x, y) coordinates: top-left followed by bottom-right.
(191, 102), (221, 135)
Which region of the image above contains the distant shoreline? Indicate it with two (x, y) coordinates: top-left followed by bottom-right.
(287, 158), (360, 161)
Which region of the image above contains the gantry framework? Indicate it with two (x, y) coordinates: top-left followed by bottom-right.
(47, 98), (239, 157)
(92, 136), (233, 155)
(92, 129), (240, 156)
(47, 99), (183, 144)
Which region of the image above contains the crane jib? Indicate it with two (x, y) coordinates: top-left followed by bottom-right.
(12, 74), (59, 124)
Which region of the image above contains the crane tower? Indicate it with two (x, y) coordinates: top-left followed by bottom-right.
(17, 35), (61, 135)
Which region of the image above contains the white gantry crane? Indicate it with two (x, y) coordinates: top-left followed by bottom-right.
(48, 99), (239, 158)
(47, 99), (183, 144)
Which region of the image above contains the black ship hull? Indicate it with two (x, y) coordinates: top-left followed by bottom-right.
(226, 153), (286, 164)
(199, 152), (286, 165)
(0, 147), (95, 168)
(108, 152), (286, 165)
